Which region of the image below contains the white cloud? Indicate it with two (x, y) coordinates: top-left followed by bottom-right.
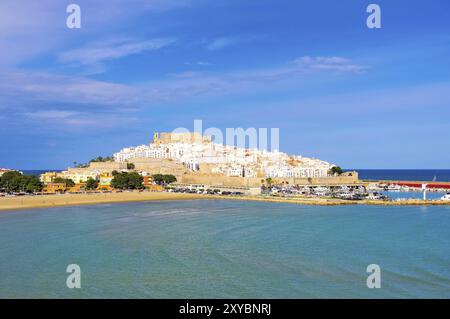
(0, 55), (366, 126)
(138, 56), (367, 101)
(0, 0), (190, 67)
(184, 61), (213, 66)
(294, 56), (367, 72)
(207, 37), (240, 50)
(24, 109), (139, 130)
(24, 110), (79, 120)
(58, 38), (177, 67)
(0, 69), (138, 106)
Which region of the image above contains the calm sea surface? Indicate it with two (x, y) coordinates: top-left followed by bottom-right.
(0, 200), (449, 298)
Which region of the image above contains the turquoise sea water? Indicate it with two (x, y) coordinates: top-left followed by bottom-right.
(382, 191), (445, 200)
(0, 200), (449, 298)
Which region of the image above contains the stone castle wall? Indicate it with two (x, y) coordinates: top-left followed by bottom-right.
(129, 157), (360, 187)
(273, 172), (359, 186)
(181, 174), (262, 187)
(180, 171), (360, 187)
(130, 158), (187, 179)
(88, 162), (127, 170)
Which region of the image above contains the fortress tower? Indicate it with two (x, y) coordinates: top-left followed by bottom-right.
(152, 132), (161, 146)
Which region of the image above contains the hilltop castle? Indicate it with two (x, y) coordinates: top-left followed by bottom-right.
(113, 131), (335, 180)
(152, 132), (211, 145)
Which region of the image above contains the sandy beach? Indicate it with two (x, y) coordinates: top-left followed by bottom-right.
(0, 192), (207, 211)
(1, 191), (450, 211)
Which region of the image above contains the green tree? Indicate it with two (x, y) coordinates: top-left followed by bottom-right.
(65, 179), (75, 188)
(23, 175), (43, 193)
(85, 178), (99, 190)
(0, 171), (42, 193)
(128, 172), (143, 188)
(111, 172), (143, 190)
(329, 166), (343, 176)
(89, 156), (113, 163)
(265, 177), (274, 187)
(152, 174), (177, 185)
(152, 174), (164, 185)
(53, 177), (75, 188)
(127, 163), (135, 170)
(163, 174), (177, 184)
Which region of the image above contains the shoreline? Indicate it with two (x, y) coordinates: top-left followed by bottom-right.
(0, 192), (207, 212)
(1, 191), (450, 212)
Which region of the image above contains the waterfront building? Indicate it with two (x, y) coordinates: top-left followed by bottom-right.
(40, 171), (61, 183)
(43, 183), (66, 193)
(99, 173), (114, 187)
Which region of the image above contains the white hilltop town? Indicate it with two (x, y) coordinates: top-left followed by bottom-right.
(114, 132), (334, 179)
(39, 131), (359, 194)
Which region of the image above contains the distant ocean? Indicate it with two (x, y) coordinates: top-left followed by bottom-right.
(21, 169), (450, 182)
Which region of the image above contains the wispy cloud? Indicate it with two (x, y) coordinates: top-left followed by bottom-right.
(24, 109), (139, 130)
(0, 0), (187, 67)
(184, 61), (213, 66)
(24, 110), (79, 120)
(58, 37), (176, 72)
(139, 56), (367, 101)
(1, 56), (365, 110)
(0, 55), (366, 135)
(294, 56), (367, 73)
(207, 37), (241, 51)
(0, 69), (138, 106)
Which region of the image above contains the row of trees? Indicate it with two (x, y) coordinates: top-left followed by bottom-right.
(90, 156), (113, 163)
(0, 170), (178, 193)
(108, 173), (177, 189)
(77, 172), (178, 191)
(73, 155), (114, 168)
(0, 171), (43, 193)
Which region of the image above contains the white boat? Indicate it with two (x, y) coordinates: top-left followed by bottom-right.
(367, 193), (385, 200)
(441, 193), (450, 201)
(387, 184), (402, 192)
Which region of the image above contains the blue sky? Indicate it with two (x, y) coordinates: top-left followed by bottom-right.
(1, 0), (449, 169)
